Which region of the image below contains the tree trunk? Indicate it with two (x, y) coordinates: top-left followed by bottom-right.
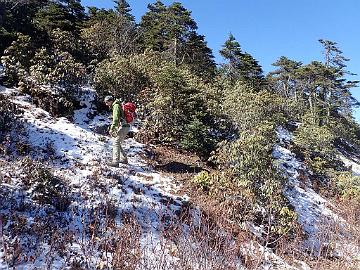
(174, 37), (178, 66)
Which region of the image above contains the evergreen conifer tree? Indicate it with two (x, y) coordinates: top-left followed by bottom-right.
(34, 2), (74, 32)
(60, 0), (85, 22)
(318, 39), (359, 119)
(220, 33), (264, 89)
(34, 0), (85, 33)
(220, 33), (242, 71)
(164, 2), (197, 64)
(184, 32), (216, 79)
(140, 1), (214, 79)
(269, 56), (302, 99)
(0, 0), (47, 54)
(140, 0), (167, 51)
(114, 0), (135, 21)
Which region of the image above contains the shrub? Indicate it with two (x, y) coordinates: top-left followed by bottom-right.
(94, 53), (217, 157)
(20, 157), (71, 211)
(95, 53), (218, 155)
(30, 48), (86, 95)
(0, 95), (26, 156)
(1, 33), (35, 85)
(294, 115), (335, 158)
(192, 171), (213, 191)
(196, 84), (300, 245)
(223, 83), (285, 131)
(334, 171), (360, 200)
(0, 94), (20, 134)
(1, 34), (85, 117)
(25, 87), (76, 118)
(180, 117), (216, 158)
(93, 55), (149, 102)
(21, 47), (86, 117)
(293, 112), (340, 181)
(49, 29), (83, 57)
(210, 123), (298, 245)
(142, 64), (211, 144)
(82, 15), (140, 60)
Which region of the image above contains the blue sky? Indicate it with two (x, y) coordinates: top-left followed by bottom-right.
(82, 0), (360, 122)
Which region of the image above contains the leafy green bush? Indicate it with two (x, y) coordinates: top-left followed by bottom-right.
(0, 95), (26, 156)
(49, 29), (84, 57)
(335, 172), (360, 200)
(1, 33), (85, 117)
(94, 55), (149, 102)
(192, 171), (213, 191)
(294, 114), (335, 157)
(0, 94), (20, 134)
(29, 88), (76, 118)
(180, 117), (216, 158)
(20, 157), (71, 211)
(16, 47), (85, 117)
(205, 84), (298, 244)
(329, 115), (360, 153)
(293, 112), (338, 177)
(223, 83), (285, 131)
(141, 63), (215, 152)
(82, 15), (140, 60)
(95, 53), (217, 156)
(1, 33), (35, 85)
(30, 48), (86, 94)
(208, 131), (299, 244)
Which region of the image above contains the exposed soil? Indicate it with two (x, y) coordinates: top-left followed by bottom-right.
(142, 144), (211, 182)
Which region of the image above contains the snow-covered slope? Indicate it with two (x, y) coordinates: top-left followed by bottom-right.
(2, 87), (358, 269)
(274, 127), (360, 263)
(0, 87), (188, 269)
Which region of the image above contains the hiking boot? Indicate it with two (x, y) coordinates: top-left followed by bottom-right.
(107, 161), (119, 167)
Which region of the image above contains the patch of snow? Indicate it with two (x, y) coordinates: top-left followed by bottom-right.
(276, 126), (293, 143)
(0, 87), (194, 269)
(0, 221), (5, 270)
(241, 241), (306, 270)
(274, 126), (360, 261)
(0, 64), (4, 80)
(339, 155), (360, 176)
(0, 86), (17, 95)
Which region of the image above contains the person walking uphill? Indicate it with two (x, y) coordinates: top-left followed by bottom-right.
(104, 95), (130, 167)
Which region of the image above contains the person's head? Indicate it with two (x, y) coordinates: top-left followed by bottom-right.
(104, 95), (114, 107)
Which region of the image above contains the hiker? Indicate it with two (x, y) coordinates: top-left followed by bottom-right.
(104, 95), (130, 167)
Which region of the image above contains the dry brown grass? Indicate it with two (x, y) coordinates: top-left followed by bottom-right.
(273, 197), (360, 270)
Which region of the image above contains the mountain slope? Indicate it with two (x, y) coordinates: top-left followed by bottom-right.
(274, 127), (360, 264)
(0, 87), (190, 269)
(1, 87), (359, 269)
